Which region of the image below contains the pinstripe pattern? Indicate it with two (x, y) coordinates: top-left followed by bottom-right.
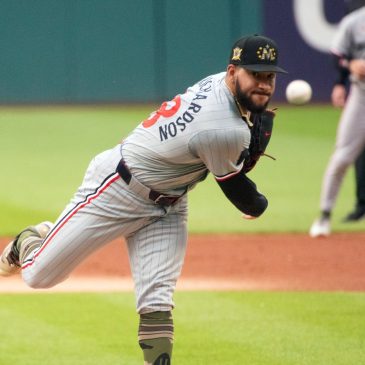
(189, 127), (250, 178)
(21, 145), (172, 298)
(127, 198), (188, 313)
(122, 72), (251, 194)
(21, 172), (121, 270)
(18, 72), (250, 314)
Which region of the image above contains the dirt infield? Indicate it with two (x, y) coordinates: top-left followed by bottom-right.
(1, 233), (364, 292)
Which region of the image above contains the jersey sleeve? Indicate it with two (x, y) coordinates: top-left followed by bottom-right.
(188, 127), (250, 178)
(331, 16), (353, 57)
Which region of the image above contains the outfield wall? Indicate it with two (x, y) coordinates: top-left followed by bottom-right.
(0, 0), (345, 103)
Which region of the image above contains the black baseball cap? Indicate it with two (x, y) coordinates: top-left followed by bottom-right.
(229, 34), (288, 74)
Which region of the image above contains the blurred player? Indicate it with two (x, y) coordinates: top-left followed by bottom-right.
(0, 35), (287, 364)
(310, 2), (365, 237)
(342, 0), (365, 222)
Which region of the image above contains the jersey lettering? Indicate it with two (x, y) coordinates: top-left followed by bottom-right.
(182, 111), (194, 123)
(144, 77), (212, 141)
(198, 76), (213, 92)
(176, 117), (186, 131)
(143, 96), (181, 128)
(188, 102), (202, 113)
(158, 96), (206, 141)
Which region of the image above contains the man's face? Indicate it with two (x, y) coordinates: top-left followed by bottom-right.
(233, 67), (276, 113)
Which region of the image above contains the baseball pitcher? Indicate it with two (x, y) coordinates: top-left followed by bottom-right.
(0, 34), (287, 364)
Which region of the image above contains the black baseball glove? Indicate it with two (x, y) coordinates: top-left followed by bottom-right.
(242, 109), (276, 173)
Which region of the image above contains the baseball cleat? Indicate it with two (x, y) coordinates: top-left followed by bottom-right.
(0, 241), (21, 276)
(342, 207), (365, 222)
(309, 218), (331, 238)
(0, 221), (53, 277)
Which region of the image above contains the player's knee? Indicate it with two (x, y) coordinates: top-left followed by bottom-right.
(331, 151), (356, 171)
(338, 157), (353, 170)
(23, 269), (66, 289)
(24, 276), (57, 289)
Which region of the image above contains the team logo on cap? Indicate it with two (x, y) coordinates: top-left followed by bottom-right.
(257, 44), (276, 61)
(232, 47), (243, 61)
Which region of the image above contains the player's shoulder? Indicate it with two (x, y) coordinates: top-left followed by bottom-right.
(181, 71), (236, 121)
(331, 9), (365, 53)
(188, 71), (229, 101)
(340, 7), (365, 27)
(192, 71), (227, 87)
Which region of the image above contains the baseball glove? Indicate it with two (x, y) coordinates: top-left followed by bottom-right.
(242, 109), (276, 173)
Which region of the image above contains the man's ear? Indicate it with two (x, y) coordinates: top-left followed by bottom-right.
(226, 64), (237, 92)
(226, 64), (236, 76)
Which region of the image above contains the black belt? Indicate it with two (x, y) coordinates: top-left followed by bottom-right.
(116, 159), (181, 206)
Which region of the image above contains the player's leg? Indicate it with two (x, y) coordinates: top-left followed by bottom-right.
(310, 86), (365, 236)
(0, 146), (120, 282)
(320, 88), (365, 212)
(20, 174), (167, 287)
(0, 144), (165, 286)
(343, 148), (365, 221)
(20, 204), (127, 288)
(126, 197), (188, 365)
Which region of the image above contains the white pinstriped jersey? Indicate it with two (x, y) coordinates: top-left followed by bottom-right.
(121, 72), (251, 195)
(331, 6), (365, 87)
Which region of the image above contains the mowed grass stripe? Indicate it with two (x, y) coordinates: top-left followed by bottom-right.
(0, 292), (363, 364)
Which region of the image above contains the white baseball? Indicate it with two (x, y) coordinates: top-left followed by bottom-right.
(285, 80), (312, 105)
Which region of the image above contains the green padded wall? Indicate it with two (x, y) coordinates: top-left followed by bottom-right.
(0, 0), (262, 103)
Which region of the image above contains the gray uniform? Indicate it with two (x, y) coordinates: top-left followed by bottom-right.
(319, 7), (365, 212)
(21, 72), (250, 313)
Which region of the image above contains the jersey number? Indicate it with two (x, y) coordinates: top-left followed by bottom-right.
(142, 96), (181, 128)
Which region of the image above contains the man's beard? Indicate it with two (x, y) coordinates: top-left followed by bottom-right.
(235, 82), (270, 114)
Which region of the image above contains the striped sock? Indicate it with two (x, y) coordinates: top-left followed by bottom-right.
(19, 236), (43, 264)
(138, 311), (173, 365)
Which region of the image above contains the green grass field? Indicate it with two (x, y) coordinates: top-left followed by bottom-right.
(0, 292), (364, 365)
(0, 104), (361, 235)
(0, 105), (364, 364)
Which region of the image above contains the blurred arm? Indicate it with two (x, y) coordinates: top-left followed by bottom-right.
(331, 54), (350, 107)
(349, 59), (365, 79)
